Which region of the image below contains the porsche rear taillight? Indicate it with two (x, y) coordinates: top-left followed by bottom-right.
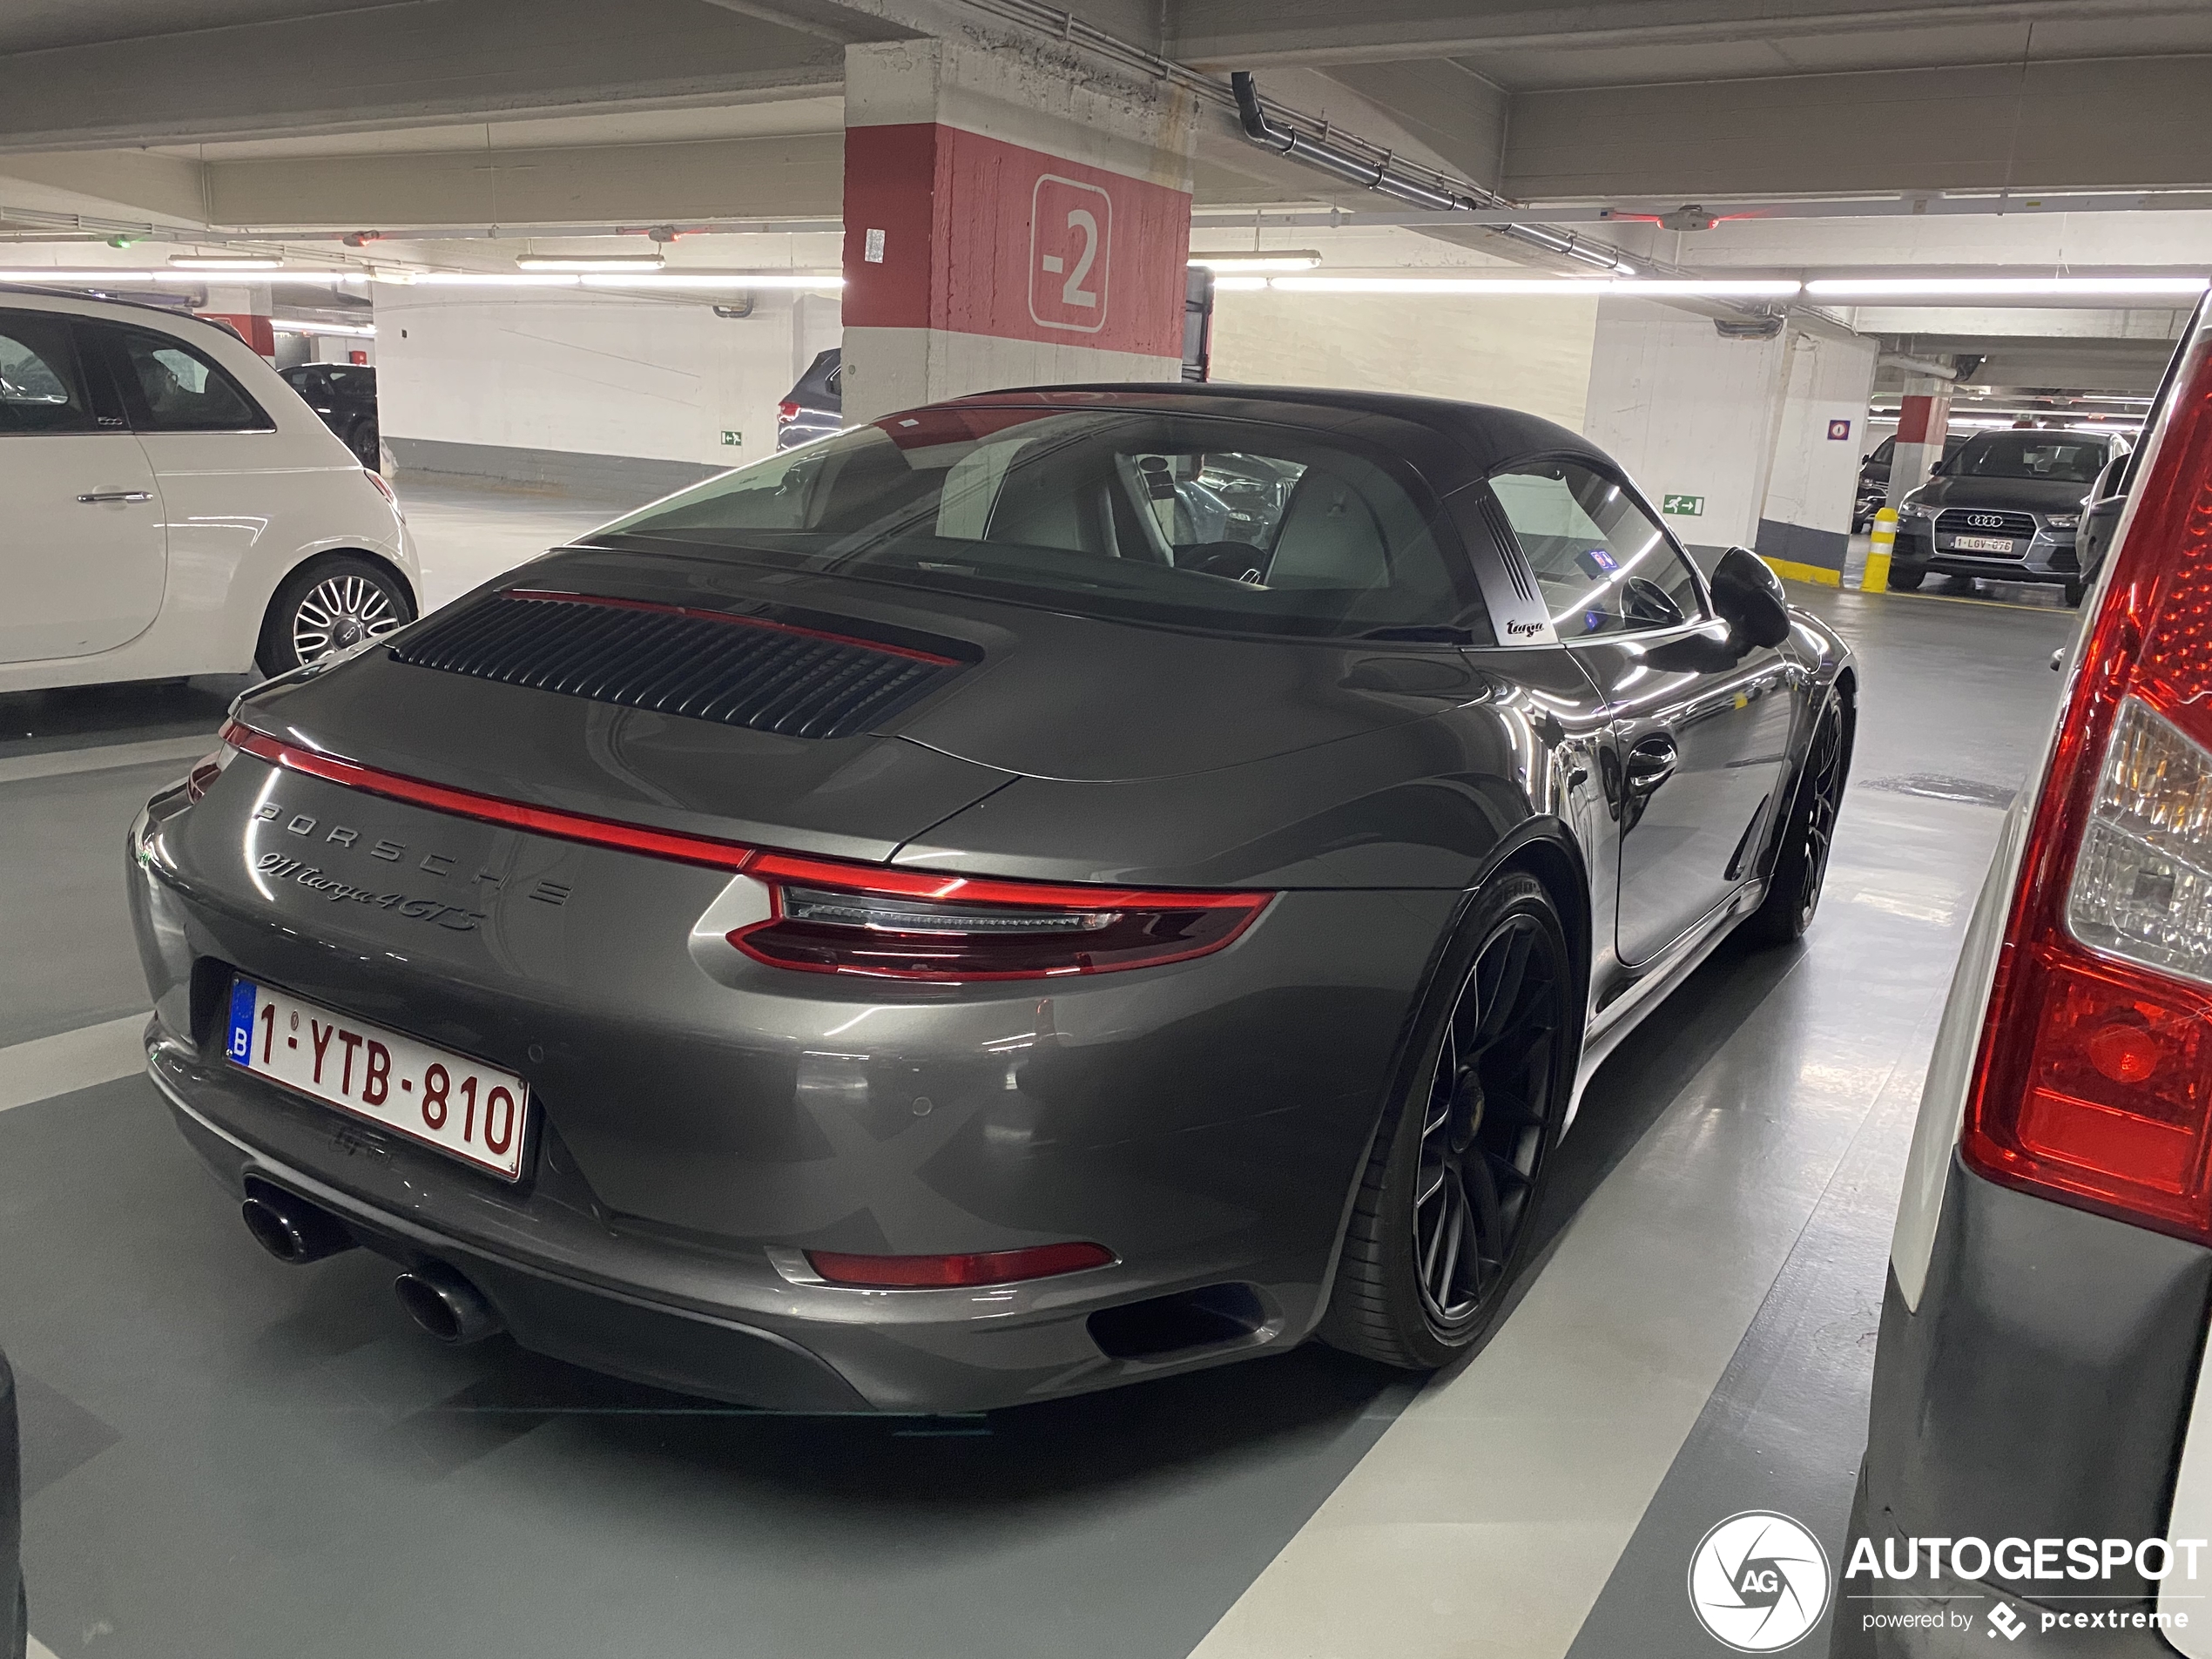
(730, 853), (1270, 981)
(184, 740), (239, 801)
(1962, 324), (2212, 1243)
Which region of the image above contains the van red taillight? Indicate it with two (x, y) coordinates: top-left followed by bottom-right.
(806, 1242), (1114, 1288)
(1962, 324), (2212, 1242)
(729, 852), (1270, 981)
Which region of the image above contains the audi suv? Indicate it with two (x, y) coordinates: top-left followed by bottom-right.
(1890, 429), (2121, 604)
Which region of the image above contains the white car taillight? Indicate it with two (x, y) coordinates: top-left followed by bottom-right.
(1960, 323), (2212, 1243)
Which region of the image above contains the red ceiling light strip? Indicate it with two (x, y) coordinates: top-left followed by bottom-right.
(501, 589), (961, 666)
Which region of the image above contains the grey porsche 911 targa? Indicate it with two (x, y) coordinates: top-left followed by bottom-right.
(126, 385), (1853, 1413)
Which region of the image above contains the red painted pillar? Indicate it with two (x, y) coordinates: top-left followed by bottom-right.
(1886, 379), (1952, 510)
(840, 40), (1196, 421)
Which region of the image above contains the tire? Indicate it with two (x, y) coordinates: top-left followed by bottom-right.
(1886, 563), (1925, 590)
(1320, 873), (1575, 1369)
(2063, 578), (2086, 607)
(349, 418), (381, 469)
(255, 554), (414, 678)
(1742, 691), (1851, 948)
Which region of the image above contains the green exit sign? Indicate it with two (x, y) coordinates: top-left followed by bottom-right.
(720, 429), (743, 448)
(1662, 493), (1705, 516)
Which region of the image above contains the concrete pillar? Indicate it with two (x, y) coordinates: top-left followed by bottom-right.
(1754, 327), (1878, 586)
(1885, 377), (1954, 511)
(197, 281), (274, 357)
(840, 37), (1197, 422)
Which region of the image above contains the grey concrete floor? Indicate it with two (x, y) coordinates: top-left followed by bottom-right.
(0, 535), (2080, 1659)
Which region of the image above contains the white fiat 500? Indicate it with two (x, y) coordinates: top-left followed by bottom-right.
(0, 287), (419, 691)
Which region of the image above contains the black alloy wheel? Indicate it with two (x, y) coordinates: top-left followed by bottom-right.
(351, 418), (381, 469)
(1743, 692), (1851, 947)
(256, 554), (413, 678)
(1886, 563), (1926, 591)
(1322, 873), (1574, 1369)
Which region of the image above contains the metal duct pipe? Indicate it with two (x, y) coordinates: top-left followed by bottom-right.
(1878, 354), (1959, 380)
(1228, 72), (1630, 274)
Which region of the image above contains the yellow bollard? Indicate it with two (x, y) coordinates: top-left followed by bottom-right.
(1862, 507), (1897, 594)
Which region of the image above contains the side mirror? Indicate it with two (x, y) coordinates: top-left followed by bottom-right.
(1710, 546), (1792, 650)
(1928, 460), (1947, 475)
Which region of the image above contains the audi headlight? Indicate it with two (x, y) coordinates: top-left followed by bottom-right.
(1899, 502), (1934, 518)
(2046, 513), (2080, 530)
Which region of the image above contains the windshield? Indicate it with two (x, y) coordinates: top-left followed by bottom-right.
(593, 407), (1490, 642)
(1953, 432), (2109, 483)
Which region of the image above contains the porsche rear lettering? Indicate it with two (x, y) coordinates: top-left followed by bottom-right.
(254, 852), (485, 929)
(249, 800), (570, 907)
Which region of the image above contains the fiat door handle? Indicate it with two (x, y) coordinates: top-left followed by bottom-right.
(1624, 735), (1678, 798)
(77, 489), (152, 503)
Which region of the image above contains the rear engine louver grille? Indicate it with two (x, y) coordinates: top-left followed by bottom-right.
(387, 590), (964, 740)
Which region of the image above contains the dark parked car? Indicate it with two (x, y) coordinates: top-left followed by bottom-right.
(775, 347), (840, 449)
(128, 385), (1853, 1414)
(1852, 432), (1966, 530)
(1840, 305), (2212, 1655)
(279, 361), (379, 468)
(1890, 428), (2122, 604)
(3, 1345), (22, 1659)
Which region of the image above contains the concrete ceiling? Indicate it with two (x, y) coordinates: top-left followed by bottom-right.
(0, 0), (2206, 283)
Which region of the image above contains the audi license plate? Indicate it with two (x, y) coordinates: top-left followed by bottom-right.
(225, 980), (530, 1181)
(1952, 534), (2017, 553)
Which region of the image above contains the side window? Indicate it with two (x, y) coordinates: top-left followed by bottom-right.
(1487, 461), (1705, 640)
(111, 328), (271, 432)
(0, 314), (96, 435)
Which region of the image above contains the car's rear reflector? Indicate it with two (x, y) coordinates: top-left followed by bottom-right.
(806, 1242), (1115, 1288)
(1962, 320), (2212, 1243)
(730, 850), (1271, 981)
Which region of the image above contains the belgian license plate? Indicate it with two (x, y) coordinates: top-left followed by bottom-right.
(225, 980), (529, 1181)
(1952, 534), (2016, 553)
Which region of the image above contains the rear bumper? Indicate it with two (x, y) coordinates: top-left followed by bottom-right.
(1844, 1154), (2212, 1653)
(129, 770), (1451, 1413)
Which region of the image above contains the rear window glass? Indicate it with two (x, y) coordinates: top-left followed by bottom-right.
(1952, 432), (2109, 482)
(112, 328), (270, 432)
(594, 408), (1490, 643)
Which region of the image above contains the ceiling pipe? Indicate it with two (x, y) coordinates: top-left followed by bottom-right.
(1227, 71), (1635, 275)
(1879, 353), (1960, 380)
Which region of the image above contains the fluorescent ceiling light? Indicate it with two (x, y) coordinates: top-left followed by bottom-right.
(168, 253), (284, 270)
(1806, 276), (2209, 299)
(515, 253), (665, 272)
(578, 273), (840, 289)
(1264, 276), (1801, 297)
(1188, 251), (1323, 272)
(0, 269), (352, 285)
(392, 271), (843, 290)
(272, 319), (375, 337)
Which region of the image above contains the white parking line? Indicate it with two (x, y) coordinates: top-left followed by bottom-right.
(1187, 971), (1949, 1659)
(0, 735), (213, 788)
(29, 1635), (59, 1659)
(0, 1015), (150, 1114)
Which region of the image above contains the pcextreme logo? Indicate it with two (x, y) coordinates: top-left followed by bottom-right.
(1688, 1511), (1831, 1652)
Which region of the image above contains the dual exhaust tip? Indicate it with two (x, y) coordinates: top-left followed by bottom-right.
(239, 1178), (503, 1345)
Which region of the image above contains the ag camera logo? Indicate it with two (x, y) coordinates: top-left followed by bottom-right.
(1688, 1511), (1831, 1652)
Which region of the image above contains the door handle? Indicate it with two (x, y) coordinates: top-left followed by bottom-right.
(1624, 735), (1679, 797)
(77, 490), (152, 504)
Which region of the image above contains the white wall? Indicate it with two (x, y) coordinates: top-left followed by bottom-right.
(1209, 289), (1597, 433)
(1581, 298), (1791, 553)
(374, 283), (832, 467)
(1758, 326), (1878, 568)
